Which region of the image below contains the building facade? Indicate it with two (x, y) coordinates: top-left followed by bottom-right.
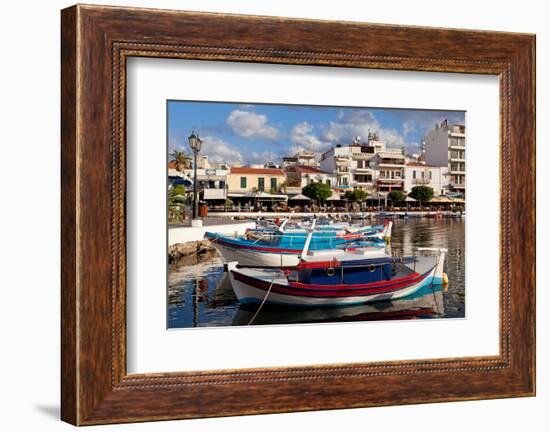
(424, 120), (466, 195)
(370, 150), (406, 192)
(320, 135), (385, 193)
(284, 166), (337, 192)
(403, 162), (450, 195)
(227, 166), (286, 195)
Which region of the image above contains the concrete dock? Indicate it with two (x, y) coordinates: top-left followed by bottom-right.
(168, 219), (256, 245)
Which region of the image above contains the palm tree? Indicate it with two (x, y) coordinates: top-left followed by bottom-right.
(170, 149), (192, 172)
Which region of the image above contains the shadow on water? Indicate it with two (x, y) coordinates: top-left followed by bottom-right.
(167, 218), (465, 329)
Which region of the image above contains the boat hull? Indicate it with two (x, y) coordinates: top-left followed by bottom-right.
(227, 261), (443, 307)
(209, 233), (386, 267)
(213, 242), (302, 267)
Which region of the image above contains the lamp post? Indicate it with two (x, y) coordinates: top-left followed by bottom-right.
(188, 131), (203, 227)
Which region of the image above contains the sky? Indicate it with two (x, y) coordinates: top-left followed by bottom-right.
(167, 100), (465, 165)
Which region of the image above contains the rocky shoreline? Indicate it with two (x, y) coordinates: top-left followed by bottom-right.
(168, 240), (220, 268)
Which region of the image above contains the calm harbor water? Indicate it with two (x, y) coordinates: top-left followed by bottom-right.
(167, 218), (465, 329)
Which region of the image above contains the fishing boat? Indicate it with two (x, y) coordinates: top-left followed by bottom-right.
(226, 226), (447, 307)
(206, 230), (386, 267)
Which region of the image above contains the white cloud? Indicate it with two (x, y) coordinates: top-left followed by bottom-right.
(288, 121), (331, 156)
(248, 150), (279, 164)
(226, 110), (279, 140)
(200, 135), (244, 165)
(321, 109), (406, 149)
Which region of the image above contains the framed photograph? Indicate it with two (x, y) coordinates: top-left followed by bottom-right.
(61, 4), (535, 425)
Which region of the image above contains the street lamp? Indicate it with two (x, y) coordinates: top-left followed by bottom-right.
(188, 131), (203, 226)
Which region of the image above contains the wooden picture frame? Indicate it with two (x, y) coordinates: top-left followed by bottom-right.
(61, 4), (535, 425)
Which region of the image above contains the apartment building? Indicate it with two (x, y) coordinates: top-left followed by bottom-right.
(370, 150), (406, 192)
(424, 119), (466, 195)
(320, 135), (382, 193)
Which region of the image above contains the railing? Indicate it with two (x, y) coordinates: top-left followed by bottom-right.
(412, 178), (430, 185)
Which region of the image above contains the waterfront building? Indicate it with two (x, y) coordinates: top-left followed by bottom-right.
(424, 120), (466, 195)
(227, 166), (286, 195)
(284, 165), (337, 195)
(404, 162), (450, 195)
(320, 134), (384, 194)
(370, 149), (406, 192)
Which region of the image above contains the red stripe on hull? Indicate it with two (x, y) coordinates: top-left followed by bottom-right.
(232, 270), (431, 298)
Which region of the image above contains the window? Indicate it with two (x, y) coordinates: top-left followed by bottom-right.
(412, 170), (416, 179)
(326, 179), (331, 186)
(270, 177), (277, 191)
(258, 177), (265, 191)
(421, 171), (425, 179)
(429, 171), (433, 180)
(240, 177), (247, 189)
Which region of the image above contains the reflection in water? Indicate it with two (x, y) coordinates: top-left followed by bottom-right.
(167, 218), (465, 329)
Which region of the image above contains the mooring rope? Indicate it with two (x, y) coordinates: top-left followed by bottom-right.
(247, 276), (277, 325)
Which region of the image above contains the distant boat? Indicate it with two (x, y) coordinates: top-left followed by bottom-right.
(253, 217), (391, 240)
(227, 239), (447, 307)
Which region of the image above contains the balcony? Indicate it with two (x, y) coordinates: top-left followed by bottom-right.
(378, 177), (404, 183)
(352, 153), (373, 160)
(353, 166), (373, 172)
(377, 162), (405, 168)
(412, 178), (430, 185)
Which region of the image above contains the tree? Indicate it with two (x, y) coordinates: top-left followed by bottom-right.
(344, 189), (368, 202)
(169, 149), (192, 172)
(388, 190), (406, 204)
(167, 184), (187, 223)
(409, 186), (434, 206)
(302, 182), (332, 205)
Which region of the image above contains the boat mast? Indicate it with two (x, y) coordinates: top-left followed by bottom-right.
(301, 219), (316, 260)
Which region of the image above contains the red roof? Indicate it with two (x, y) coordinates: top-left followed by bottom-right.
(230, 166), (285, 175)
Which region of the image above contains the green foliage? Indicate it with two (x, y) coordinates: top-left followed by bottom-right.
(344, 189), (368, 202)
(224, 198), (234, 208)
(168, 185), (187, 222)
(302, 182), (332, 202)
(170, 150), (192, 171)
(408, 186), (434, 203)
(388, 190), (406, 203)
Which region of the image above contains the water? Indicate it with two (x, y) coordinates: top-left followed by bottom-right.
(167, 218), (465, 329)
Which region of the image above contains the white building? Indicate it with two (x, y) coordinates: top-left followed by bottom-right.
(284, 166), (337, 194)
(320, 135), (385, 193)
(404, 162), (450, 195)
(370, 150), (406, 192)
(424, 120), (466, 195)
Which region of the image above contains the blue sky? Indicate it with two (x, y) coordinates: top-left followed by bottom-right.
(168, 100), (464, 165)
